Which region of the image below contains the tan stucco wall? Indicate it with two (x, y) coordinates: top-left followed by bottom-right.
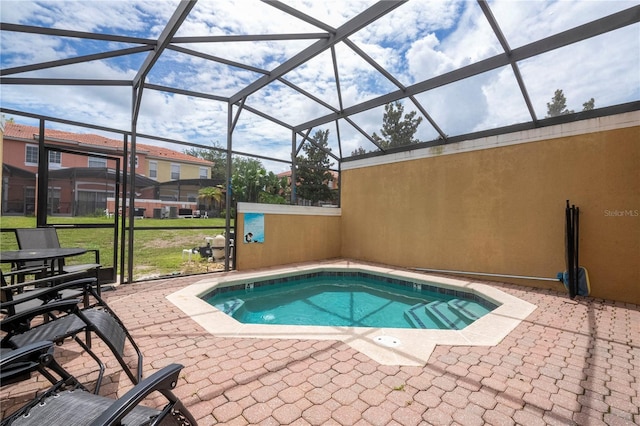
(234, 113), (639, 304)
(235, 204), (341, 271)
(341, 122), (639, 304)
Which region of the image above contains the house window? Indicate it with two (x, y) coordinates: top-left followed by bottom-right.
(48, 151), (61, 166)
(25, 145), (38, 165)
(199, 167), (208, 179)
(24, 146), (62, 167)
(171, 164), (180, 180)
(149, 161), (157, 179)
(88, 156), (107, 168)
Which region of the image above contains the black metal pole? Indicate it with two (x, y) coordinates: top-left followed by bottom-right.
(566, 200), (576, 299)
(36, 119), (47, 227)
(574, 206), (580, 296)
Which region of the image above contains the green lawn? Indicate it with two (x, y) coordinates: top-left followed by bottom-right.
(0, 216), (234, 281)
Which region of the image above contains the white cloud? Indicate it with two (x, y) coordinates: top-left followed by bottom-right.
(406, 33), (456, 82)
(1, 1), (638, 172)
(490, 0), (638, 49)
(473, 67), (530, 131)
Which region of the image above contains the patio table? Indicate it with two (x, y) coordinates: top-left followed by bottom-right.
(1, 248), (87, 276)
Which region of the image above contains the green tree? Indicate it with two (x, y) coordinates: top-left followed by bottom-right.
(546, 89), (573, 117)
(583, 98), (595, 111)
(184, 141), (227, 182)
(198, 186), (223, 212)
(546, 89), (596, 117)
(259, 172), (289, 204)
(206, 156), (290, 205)
(372, 101), (423, 149)
(350, 146), (368, 156)
(231, 157), (266, 203)
(296, 129), (334, 205)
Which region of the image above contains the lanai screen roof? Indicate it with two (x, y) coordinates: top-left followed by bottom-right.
(1, 0), (639, 172)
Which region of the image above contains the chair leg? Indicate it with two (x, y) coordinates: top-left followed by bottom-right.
(73, 336), (105, 394)
(95, 267), (101, 297)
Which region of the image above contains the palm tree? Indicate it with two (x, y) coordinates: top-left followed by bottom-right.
(198, 186), (223, 215)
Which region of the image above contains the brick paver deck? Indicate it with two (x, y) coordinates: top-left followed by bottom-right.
(2, 264), (638, 425)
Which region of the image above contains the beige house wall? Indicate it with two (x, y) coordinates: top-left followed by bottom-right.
(236, 203), (341, 271)
(153, 160), (207, 182)
(235, 112), (639, 304)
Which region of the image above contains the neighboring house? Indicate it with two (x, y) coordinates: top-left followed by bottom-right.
(1, 122), (215, 217)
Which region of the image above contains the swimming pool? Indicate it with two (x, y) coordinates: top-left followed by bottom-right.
(167, 261), (537, 366)
(204, 271), (496, 330)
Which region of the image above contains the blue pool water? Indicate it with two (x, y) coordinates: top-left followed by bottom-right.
(204, 272), (496, 330)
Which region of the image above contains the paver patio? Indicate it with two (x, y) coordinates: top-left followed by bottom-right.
(2, 260), (638, 425)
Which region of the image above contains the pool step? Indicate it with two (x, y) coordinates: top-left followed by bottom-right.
(405, 299), (485, 329)
(214, 298), (244, 315)
(405, 303), (434, 329)
(424, 301), (468, 330)
(448, 298), (485, 322)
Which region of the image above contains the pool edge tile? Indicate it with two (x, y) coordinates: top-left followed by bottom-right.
(166, 261), (537, 366)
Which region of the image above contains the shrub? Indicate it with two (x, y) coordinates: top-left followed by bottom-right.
(220, 208), (235, 219)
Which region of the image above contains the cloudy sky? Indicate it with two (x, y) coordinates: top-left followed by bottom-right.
(1, 0), (638, 172)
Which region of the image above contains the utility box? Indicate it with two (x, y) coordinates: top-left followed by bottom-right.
(153, 208), (162, 219)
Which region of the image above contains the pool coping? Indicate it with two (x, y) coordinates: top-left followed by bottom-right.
(167, 261), (537, 366)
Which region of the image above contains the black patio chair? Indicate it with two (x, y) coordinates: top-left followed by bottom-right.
(14, 228), (101, 291)
(0, 270), (87, 316)
(1, 278), (143, 394)
(0, 360), (197, 426)
(2, 263), (50, 286)
(0, 341), (75, 388)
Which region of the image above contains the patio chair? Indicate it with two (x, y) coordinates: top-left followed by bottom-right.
(2, 263), (50, 286)
(1, 278), (143, 393)
(14, 228), (101, 291)
(0, 270), (87, 316)
(0, 361), (197, 426)
(1, 341), (75, 389)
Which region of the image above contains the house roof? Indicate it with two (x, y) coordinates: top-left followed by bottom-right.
(3, 122), (213, 166)
(47, 167), (158, 188)
(2, 162), (35, 178)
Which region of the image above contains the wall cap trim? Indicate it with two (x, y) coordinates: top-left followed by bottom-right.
(237, 202), (341, 216)
(342, 111), (640, 171)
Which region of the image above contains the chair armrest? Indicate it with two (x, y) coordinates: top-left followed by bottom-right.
(0, 299), (80, 335)
(5, 265), (50, 278)
(0, 341), (56, 386)
(0, 340), (54, 368)
(0, 277), (96, 310)
(65, 248), (100, 264)
(3, 264), (50, 286)
(87, 249), (100, 264)
(89, 364), (184, 426)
